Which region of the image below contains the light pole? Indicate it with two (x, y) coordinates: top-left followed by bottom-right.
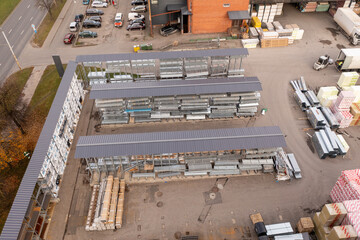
(1, 29), (22, 70)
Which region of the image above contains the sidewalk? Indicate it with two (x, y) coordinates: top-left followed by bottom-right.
(22, 65), (47, 105)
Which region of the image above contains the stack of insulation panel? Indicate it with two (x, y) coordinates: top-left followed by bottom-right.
(342, 200), (360, 238)
(276, 3), (283, 15)
(330, 91), (355, 128)
(317, 87), (339, 107)
(299, 2), (318, 12)
(337, 72), (359, 89)
(350, 103), (360, 126)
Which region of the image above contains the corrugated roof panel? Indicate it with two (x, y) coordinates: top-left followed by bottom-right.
(0, 62), (78, 240)
(75, 126), (286, 158)
(76, 48), (248, 63)
(90, 77), (262, 99)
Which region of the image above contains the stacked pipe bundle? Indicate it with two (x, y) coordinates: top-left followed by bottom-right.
(312, 127), (347, 159)
(96, 92), (260, 124)
(330, 91), (355, 128)
(313, 203), (357, 240)
(115, 180), (125, 229)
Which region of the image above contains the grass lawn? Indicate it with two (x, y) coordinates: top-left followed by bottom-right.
(33, 0), (67, 47)
(0, 0), (22, 25)
(28, 65), (65, 117)
(5, 67), (34, 100)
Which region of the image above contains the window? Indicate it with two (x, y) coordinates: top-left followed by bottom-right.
(223, 3), (230, 7)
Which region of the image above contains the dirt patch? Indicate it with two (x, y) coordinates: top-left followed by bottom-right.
(336, 43), (346, 49)
(319, 40), (332, 45)
(326, 27), (340, 39)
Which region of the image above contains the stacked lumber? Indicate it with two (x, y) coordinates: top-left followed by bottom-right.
(260, 38), (288, 48)
(116, 180), (126, 229)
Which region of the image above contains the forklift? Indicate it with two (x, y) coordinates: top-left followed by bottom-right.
(313, 55), (333, 71)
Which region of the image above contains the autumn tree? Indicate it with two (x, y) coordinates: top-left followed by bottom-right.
(36, 0), (54, 18)
(0, 80), (27, 134)
(0, 130), (28, 169)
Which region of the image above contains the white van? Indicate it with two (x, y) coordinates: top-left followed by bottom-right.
(114, 13), (123, 27)
(128, 13), (145, 21)
(69, 22), (79, 32)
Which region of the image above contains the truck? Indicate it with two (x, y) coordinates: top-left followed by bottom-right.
(334, 8), (360, 45)
(335, 48), (360, 71)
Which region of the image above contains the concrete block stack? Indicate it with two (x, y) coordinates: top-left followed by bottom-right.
(330, 91), (355, 128)
(317, 87), (339, 107)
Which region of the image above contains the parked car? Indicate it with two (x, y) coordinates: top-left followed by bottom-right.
(79, 30), (98, 38)
(75, 14), (84, 22)
(86, 8), (104, 15)
(83, 0), (90, 4)
(128, 13), (145, 21)
(83, 19), (101, 28)
(129, 18), (145, 25)
(114, 13), (123, 27)
(63, 33), (75, 44)
(69, 22), (79, 32)
(131, 0), (147, 5)
(127, 22), (146, 31)
(88, 16), (102, 22)
(131, 5), (147, 13)
(160, 25), (179, 36)
(91, 1), (108, 7)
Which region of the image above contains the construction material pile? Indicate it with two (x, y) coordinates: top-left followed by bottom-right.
(329, 169), (360, 238)
(313, 203), (357, 240)
(330, 91), (355, 128)
(251, 3), (283, 22)
(299, 2), (318, 12)
(85, 176), (125, 231)
(95, 92), (260, 125)
(290, 77), (349, 159)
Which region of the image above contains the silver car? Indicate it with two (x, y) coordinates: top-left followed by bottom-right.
(131, 5), (147, 13)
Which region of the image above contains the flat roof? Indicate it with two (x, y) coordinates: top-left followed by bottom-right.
(341, 48), (360, 57)
(75, 126), (286, 158)
(228, 11), (251, 20)
(76, 48), (248, 63)
(89, 77), (262, 99)
(0, 62), (78, 239)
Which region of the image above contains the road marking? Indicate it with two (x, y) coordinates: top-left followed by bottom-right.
(27, 4), (30, 8)
(8, 29), (12, 34)
(19, 16), (22, 21)
(20, 30), (24, 35)
(30, 17), (33, 21)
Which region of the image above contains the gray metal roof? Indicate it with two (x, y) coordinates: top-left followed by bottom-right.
(75, 126), (286, 158)
(0, 62), (78, 240)
(76, 48), (248, 63)
(90, 77), (262, 99)
(228, 11), (251, 20)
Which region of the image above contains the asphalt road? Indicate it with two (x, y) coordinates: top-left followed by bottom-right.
(0, 0), (46, 84)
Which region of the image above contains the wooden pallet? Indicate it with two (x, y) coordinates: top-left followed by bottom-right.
(260, 38), (288, 48)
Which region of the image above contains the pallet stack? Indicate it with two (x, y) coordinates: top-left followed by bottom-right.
(316, 2), (330, 12)
(350, 103), (360, 126)
(297, 217), (314, 233)
(337, 72), (359, 89)
(330, 91), (355, 128)
(299, 2), (318, 12)
(317, 87), (339, 108)
(342, 200), (360, 238)
(331, 170), (360, 202)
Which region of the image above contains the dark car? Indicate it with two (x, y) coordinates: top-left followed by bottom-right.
(86, 8), (104, 15)
(88, 16), (102, 22)
(79, 30), (98, 38)
(63, 33), (75, 44)
(129, 18), (145, 25)
(83, 19), (101, 28)
(75, 14), (84, 22)
(127, 22), (146, 31)
(131, 0), (147, 5)
(160, 25), (179, 36)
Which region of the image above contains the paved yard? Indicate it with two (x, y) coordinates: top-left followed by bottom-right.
(47, 4), (360, 240)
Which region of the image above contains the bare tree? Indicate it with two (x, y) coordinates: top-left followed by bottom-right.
(36, 0), (54, 18)
(0, 81), (27, 134)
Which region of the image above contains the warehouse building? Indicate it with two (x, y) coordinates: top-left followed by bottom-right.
(75, 126), (287, 178)
(0, 48), (282, 240)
